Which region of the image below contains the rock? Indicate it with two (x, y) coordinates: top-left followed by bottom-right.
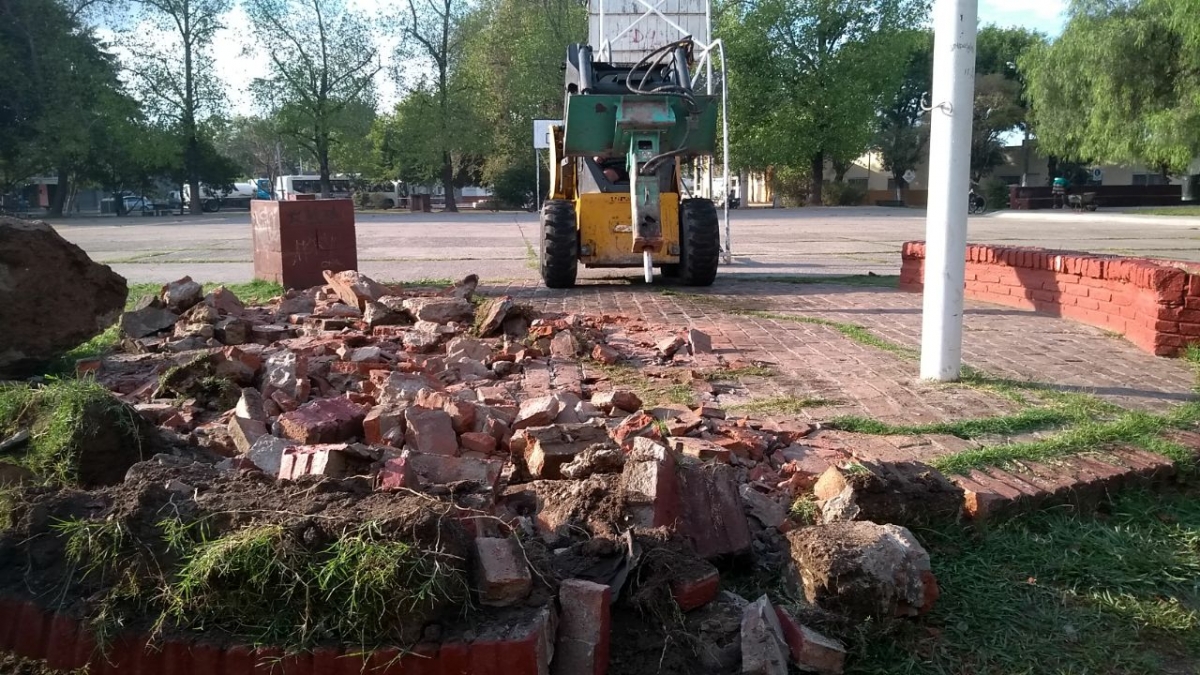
(740, 484), (787, 529)
(785, 521), (938, 620)
(560, 444), (625, 479)
(245, 435), (291, 475)
(214, 317), (250, 345)
(119, 306), (180, 339)
(404, 407), (458, 456)
(363, 300), (407, 328)
(820, 486), (861, 523)
(741, 595), (789, 675)
(0, 462), (35, 487)
(160, 276), (203, 312)
(323, 269), (389, 310)
(203, 286), (245, 315)
(550, 331), (580, 358)
(590, 390), (643, 415)
(227, 416), (268, 454)
(591, 343), (621, 365)
(264, 351), (310, 401)
(403, 330), (441, 353)
(656, 335), (686, 358)
(811, 461), (963, 526)
(513, 394), (565, 431)
(402, 297), (474, 324)
(687, 329), (713, 354)
(474, 537), (532, 607)
(492, 360), (518, 378)
(522, 424), (612, 479)
(773, 607), (846, 674)
(446, 336), (491, 362)
(476, 296), (514, 337)
(276, 291), (316, 318)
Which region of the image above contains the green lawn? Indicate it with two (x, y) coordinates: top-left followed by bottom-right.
(1130, 206), (1200, 217)
(851, 488), (1200, 675)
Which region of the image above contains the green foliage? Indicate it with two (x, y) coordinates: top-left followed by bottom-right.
(729, 395), (837, 415)
(820, 181), (868, 206)
(874, 30), (933, 189)
(1022, 0), (1200, 173)
(0, 379), (141, 485)
(721, 0), (927, 203)
(853, 488), (1200, 673)
(789, 495), (820, 525)
(981, 177), (1011, 210)
(246, 0), (380, 196)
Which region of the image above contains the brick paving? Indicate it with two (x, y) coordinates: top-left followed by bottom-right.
(496, 277), (1196, 419)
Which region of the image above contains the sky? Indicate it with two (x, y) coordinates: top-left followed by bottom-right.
(103, 0), (1070, 118)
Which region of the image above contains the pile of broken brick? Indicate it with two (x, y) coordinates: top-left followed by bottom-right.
(89, 270), (944, 675)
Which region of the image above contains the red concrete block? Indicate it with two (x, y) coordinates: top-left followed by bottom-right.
(252, 646), (286, 674)
(276, 649), (313, 674)
(252, 199), (357, 288)
(670, 565), (720, 611)
(310, 647), (344, 675)
(553, 579), (612, 675)
(157, 639), (193, 675)
(223, 644), (257, 675)
(438, 642), (472, 675)
(188, 642), (224, 674)
(13, 601), (50, 660)
(277, 396), (368, 444)
(0, 596), (21, 651)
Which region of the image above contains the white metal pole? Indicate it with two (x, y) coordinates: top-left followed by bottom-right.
(919, 0), (977, 381)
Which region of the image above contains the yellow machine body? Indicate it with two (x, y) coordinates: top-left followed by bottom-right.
(549, 125), (682, 269)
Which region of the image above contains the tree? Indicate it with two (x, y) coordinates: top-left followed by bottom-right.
(1022, 0), (1200, 174)
(458, 0), (586, 206)
(875, 30), (932, 198)
(125, 0), (230, 214)
(371, 88), (483, 191)
(397, 0), (475, 211)
(722, 0), (928, 205)
(970, 73), (1025, 181)
(246, 0), (380, 197)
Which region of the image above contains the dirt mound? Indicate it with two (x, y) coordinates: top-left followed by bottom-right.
(0, 456), (473, 648)
(0, 217), (127, 378)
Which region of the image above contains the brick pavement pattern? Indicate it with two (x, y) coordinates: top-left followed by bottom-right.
(495, 278), (1196, 417)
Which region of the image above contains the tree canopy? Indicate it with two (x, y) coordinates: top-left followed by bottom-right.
(721, 0), (928, 204)
(1022, 0), (1200, 174)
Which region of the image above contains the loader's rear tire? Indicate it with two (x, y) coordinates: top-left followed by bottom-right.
(679, 198), (720, 286)
(540, 199), (578, 289)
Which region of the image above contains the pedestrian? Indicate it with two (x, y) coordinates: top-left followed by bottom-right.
(1052, 175), (1068, 209)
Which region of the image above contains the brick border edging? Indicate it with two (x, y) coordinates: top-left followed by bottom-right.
(900, 241), (1200, 356)
(0, 599), (555, 674)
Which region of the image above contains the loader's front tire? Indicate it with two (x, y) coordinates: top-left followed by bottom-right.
(679, 198), (720, 286)
(540, 199), (578, 289)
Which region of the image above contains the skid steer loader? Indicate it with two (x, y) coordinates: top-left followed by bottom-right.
(539, 38), (722, 288)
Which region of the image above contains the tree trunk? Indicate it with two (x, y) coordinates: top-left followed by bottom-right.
(49, 168), (68, 217)
(807, 151), (824, 206)
(442, 151), (457, 212)
(188, 176), (203, 215)
(1046, 155), (1059, 186)
(319, 139), (332, 198)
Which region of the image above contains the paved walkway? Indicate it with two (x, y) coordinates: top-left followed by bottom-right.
(495, 278), (1197, 421)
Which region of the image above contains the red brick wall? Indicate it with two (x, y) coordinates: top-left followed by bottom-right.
(900, 241), (1200, 357)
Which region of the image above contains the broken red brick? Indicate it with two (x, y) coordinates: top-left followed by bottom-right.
(774, 606), (846, 674)
(461, 431), (498, 454)
(404, 406), (459, 455)
(553, 579), (612, 675)
(522, 423), (611, 479)
(227, 415), (267, 454)
(611, 411), (662, 448)
(590, 390), (642, 415)
(670, 437), (732, 463)
(512, 394), (565, 430)
(591, 343), (621, 364)
(277, 396), (367, 444)
(669, 564), (720, 612)
(474, 537), (532, 607)
(278, 444), (372, 480)
(363, 405), (405, 446)
(622, 438), (681, 528)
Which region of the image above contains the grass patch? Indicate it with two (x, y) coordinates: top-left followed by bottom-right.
(790, 495), (820, 525)
(928, 402), (1200, 475)
(524, 240), (539, 271)
(852, 488), (1200, 674)
(732, 274), (900, 288)
(728, 394), (838, 415)
(727, 308), (917, 358)
(830, 406), (1080, 440)
(591, 362), (698, 407)
(0, 378), (142, 485)
(1130, 206), (1200, 217)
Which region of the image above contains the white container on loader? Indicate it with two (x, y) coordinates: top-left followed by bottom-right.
(588, 0), (709, 65)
